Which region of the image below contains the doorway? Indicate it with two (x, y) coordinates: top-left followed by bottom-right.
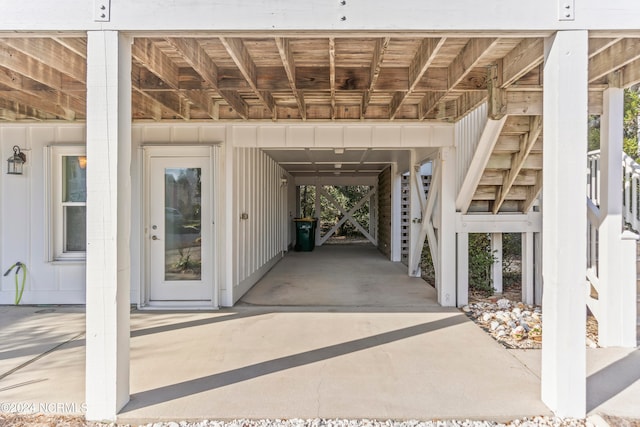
(143, 146), (215, 306)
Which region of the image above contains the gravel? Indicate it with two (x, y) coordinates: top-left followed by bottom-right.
(0, 415), (599, 427)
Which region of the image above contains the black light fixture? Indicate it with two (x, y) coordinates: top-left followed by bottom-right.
(7, 146), (26, 175)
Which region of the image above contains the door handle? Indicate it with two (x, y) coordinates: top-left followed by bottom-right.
(151, 235), (159, 240)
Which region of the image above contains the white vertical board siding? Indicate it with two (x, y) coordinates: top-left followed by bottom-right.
(233, 147), (288, 302)
(455, 102), (488, 195)
(0, 124), (86, 304)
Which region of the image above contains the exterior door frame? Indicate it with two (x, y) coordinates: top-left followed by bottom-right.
(140, 144), (218, 309)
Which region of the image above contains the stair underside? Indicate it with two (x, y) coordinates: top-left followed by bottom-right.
(469, 115), (543, 213)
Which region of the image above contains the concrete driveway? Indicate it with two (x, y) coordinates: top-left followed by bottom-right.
(0, 245), (638, 422)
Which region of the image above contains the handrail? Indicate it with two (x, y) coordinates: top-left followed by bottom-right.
(587, 149), (640, 233)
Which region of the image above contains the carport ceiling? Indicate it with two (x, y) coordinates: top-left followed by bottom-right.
(0, 33), (637, 122)
(264, 148), (415, 177)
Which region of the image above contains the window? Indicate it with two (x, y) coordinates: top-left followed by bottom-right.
(49, 146), (87, 260)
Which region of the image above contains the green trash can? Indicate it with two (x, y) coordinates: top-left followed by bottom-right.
(294, 218), (318, 251)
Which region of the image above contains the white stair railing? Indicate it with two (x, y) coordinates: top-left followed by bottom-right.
(586, 150), (639, 346)
(588, 149), (640, 233)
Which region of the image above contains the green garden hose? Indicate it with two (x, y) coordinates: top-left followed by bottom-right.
(3, 262), (26, 305)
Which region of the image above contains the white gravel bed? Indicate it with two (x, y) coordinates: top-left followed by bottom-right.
(0, 415), (596, 427)
(132, 418), (591, 427)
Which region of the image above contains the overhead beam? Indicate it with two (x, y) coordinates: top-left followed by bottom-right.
(166, 37), (249, 119)
(0, 90), (78, 120)
(390, 37), (445, 119)
(493, 116), (542, 213)
(275, 37), (306, 120)
(501, 38), (544, 88)
(131, 90), (162, 121)
(132, 86), (187, 120)
(131, 39), (181, 89)
(622, 57), (640, 87)
(490, 90), (603, 116)
(362, 37), (390, 118)
(220, 37), (276, 118)
(0, 38), (86, 84)
(420, 38), (497, 119)
(133, 38), (216, 119)
(0, 41), (84, 93)
(0, 98), (51, 120)
(589, 38), (640, 83)
(454, 91), (487, 119)
(52, 37), (87, 59)
(589, 38), (622, 58)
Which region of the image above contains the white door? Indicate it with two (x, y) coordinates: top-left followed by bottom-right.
(147, 155), (213, 302)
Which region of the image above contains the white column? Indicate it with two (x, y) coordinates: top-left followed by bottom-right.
(457, 232), (469, 307)
(391, 163), (402, 262)
(438, 147), (457, 306)
(541, 30), (588, 418)
(522, 231), (534, 305)
(599, 83), (637, 347)
(408, 150), (422, 277)
(85, 31), (132, 421)
(221, 131), (235, 307)
(491, 233), (503, 293)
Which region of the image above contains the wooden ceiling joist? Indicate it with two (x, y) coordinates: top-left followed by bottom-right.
(0, 41), (84, 93)
(0, 38), (86, 84)
(166, 37), (249, 119)
(0, 97), (50, 120)
(132, 86), (188, 120)
(419, 38), (497, 120)
(0, 34), (637, 124)
(275, 37), (306, 120)
(329, 37), (336, 120)
(589, 38), (640, 83)
(500, 38), (544, 88)
(390, 37), (445, 119)
(362, 37), (390, 118)
(220, 37), (276, 119)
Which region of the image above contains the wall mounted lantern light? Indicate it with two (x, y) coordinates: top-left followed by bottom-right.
(7, 146), (26, 175)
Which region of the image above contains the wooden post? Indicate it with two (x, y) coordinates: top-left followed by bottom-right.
(85, 31), (131, 421)
(491, 233), (503, 293)
(541, 30), (588, 418)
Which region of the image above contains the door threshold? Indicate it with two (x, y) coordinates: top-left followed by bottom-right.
(140, 301), (218, 311)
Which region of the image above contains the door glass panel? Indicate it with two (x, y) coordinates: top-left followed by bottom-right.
(164, 167), (202, 281)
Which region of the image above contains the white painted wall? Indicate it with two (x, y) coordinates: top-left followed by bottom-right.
(0, 121), (450, 306)
(233, 147), (289, 303)
(455, 102), (488, 196)
(0, 124), (86, 304)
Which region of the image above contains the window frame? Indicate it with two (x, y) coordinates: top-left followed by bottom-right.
(47, 145), (87, 262)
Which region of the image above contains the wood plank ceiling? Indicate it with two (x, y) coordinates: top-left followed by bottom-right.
(1, 34), (639, 212)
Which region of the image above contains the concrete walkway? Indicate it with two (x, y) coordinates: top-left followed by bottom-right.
(240, 244), (438, 307)
(0, 245), (638, 422)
